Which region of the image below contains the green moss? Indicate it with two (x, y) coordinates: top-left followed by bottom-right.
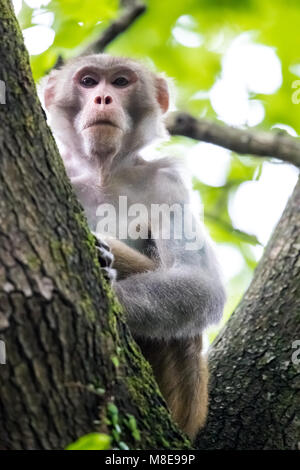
(126, 371), (191, 450)
(73, 212), (91, 238)
(127, 375), (159, 412)
(26, 254), (40, 270)
(111, 355), (120, 368)
(160, 436), (171, 447)
(50, 239), (73, 265)
(127, 338), (154, 374)
(78, 294), (96, 322)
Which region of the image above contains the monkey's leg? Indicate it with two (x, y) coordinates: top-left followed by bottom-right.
(138, 335), (208, 441)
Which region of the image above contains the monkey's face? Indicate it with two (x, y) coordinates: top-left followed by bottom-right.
(72, 65), (136, 160)
(44, 55), (170, 163)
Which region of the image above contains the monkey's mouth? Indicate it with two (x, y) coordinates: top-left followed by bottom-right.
(84, 120), (120, 130)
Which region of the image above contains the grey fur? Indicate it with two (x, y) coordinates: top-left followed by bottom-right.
(43, 53), (226, 343)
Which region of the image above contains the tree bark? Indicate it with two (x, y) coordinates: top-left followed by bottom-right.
(0, 0), (188, 450)
(196, 176), (300, 449)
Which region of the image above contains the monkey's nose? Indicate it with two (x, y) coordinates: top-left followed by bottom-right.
(94, 96), (113, 105)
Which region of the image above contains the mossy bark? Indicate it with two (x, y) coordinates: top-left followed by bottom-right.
(0, 0), (189, 450)
(196, 176), (300, 450)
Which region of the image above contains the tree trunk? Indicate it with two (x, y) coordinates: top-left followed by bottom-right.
(196, 176), (300, 450)
(0, 0), (188, 450)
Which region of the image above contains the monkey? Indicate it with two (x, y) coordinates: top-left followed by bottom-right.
(43, 54), (226, 440)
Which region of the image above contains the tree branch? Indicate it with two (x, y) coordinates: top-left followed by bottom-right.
(167, 112), (300, 168)
(82, 1), (146, 55)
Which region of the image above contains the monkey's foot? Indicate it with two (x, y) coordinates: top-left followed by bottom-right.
(92, 232), (116, 283)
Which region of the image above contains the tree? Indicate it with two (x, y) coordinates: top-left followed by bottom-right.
(0, 0), (299, 450)
(0, 0), (188, 450)
(196, 177), (300, 449)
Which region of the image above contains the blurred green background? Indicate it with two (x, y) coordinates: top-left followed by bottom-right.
(14, 0), (300, 341)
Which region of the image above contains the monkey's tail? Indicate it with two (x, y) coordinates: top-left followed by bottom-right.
(176, 345), (208, 440)
(165, 335), (208, 440)
(140, 335), (208, 441)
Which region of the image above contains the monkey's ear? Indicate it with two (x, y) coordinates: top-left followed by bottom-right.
(43, 71), (58, 109)
(155, 77), (169, 114)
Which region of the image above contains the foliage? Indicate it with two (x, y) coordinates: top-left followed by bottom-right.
(66, 433), (111, 450)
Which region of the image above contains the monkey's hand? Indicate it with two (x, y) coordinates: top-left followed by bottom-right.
(92, 232), (117, 283)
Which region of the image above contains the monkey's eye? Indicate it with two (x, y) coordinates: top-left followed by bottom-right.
(112, 77), (129, 87)
(80, 76), (98, 87)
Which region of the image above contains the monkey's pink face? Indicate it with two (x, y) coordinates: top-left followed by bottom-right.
(72, 66), (138, 158)
(44, 57), (169, 163)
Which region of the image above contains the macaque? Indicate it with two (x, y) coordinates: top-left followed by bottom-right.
(43, 54), (225, 440)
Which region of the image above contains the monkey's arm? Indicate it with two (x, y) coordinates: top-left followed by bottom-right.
(115, 257), (225, 340)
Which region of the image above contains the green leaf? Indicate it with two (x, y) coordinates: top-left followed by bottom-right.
(66, 433), (111, 450)
(107, 403), (118, 415)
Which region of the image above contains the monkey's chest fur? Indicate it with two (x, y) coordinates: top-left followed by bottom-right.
(79, 159), (171, 255)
